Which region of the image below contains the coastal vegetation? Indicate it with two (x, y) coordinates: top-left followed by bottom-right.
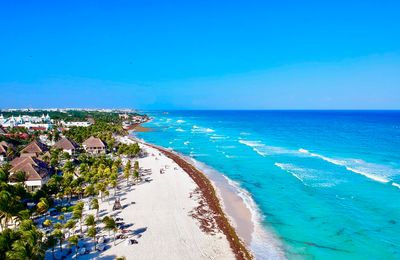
(0, 111), (144, 259)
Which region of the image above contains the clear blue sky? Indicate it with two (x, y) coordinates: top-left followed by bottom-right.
(0, 0), (399, 109)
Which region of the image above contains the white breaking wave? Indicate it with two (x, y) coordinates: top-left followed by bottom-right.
(210, 134), (228, 140)
(238, 140), (268, 157)
(176, 119), (185, 123)
(392, 182), (400, 189)
(275, 163), (310, 186)
(191, 125), (215, 133)
(298, 149), (397, 184)
(239, 140), (296, 157)
(238, 140), (264, 147)
(274, 162), (337, 188)
(176, 128), (185, 132)
(184, 141), (190, 146)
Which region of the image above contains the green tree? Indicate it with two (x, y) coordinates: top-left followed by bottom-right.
(123, 162), (130, 185)
(85, 214), (95, 227)
(91, 199), (99, 218)
(84, 184), (96, 197)
(102, 216), (117, 245)
(133, 169), (139, 184)
(0, 190), (14, 229)
(87, 226), (97, 250)
(72, 208), (83, 233)
(52, 228), (63, 253)
(68, 235), (79, 259)
(36, 198), (50, 217)
(6, 223), (45, 260)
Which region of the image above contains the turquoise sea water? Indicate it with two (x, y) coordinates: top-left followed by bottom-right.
(135, 110), (400, 259)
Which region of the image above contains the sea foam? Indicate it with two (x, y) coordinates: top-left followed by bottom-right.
(299, 149), (394, 184)
(239, 140), (296, 157)
(191, 125), (215, 133)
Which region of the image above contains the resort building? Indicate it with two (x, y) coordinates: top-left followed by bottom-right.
(60, 120), (91, 128)
(53, 137), (79, 155)
(21, 140), (49, 158)
(9, 157), (53, 191)
(0, 114), (52, 130)
(82, 136), (106, 154)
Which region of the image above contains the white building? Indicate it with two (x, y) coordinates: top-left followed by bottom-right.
(61, 120), (91, 127)
(0, 114), (52, 130)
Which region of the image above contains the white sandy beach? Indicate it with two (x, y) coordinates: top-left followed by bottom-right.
(81, 138), (236, 259)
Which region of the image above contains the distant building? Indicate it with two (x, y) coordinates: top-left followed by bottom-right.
(53, 137), (79, 155)
(0, 114), (52, 130)
(21, 140), (49, 157)
(9, 157), (53, 191)
(82, 136), (106, 154)
(119, 113), (130, 120)
(61, 120), (91, 128)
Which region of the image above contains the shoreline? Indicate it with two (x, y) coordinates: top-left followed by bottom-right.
(98, 136), (238, 259)
(127, 134), (253, 259)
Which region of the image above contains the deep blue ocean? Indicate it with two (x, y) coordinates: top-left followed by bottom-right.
(135, 110), (400, 259)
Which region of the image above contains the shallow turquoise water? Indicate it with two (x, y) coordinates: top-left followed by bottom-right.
(135, 110), (400, 259)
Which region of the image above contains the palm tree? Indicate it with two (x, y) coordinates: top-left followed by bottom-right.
(64, 219), (76, 238)
(133, 169), (139, 184)
(75, 186), (83, 199)
(52, 228), (63, 254)
(134, 161), (139, 172)
(14, 209), (30, 227)
(102, 216), (117, 245)
(95, 182), (106, 201)
(90, 199), (99, 218)
(123, 165), (130, 186)
(36, 198), (50, 217)
(7, 227), (45, 260)
(104, 190), (110, 204)
(68, 235), (79, 259)
(85, 214), (95, 227)
(0, 228), (19, 259)
(84, 184), (95, 198)
(110, 180), (117, 197)
(87, 226), (97, 250)
(0, 190), (13, 229)
(72, 209), (83, 233)
(114, 158), (122, 169)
